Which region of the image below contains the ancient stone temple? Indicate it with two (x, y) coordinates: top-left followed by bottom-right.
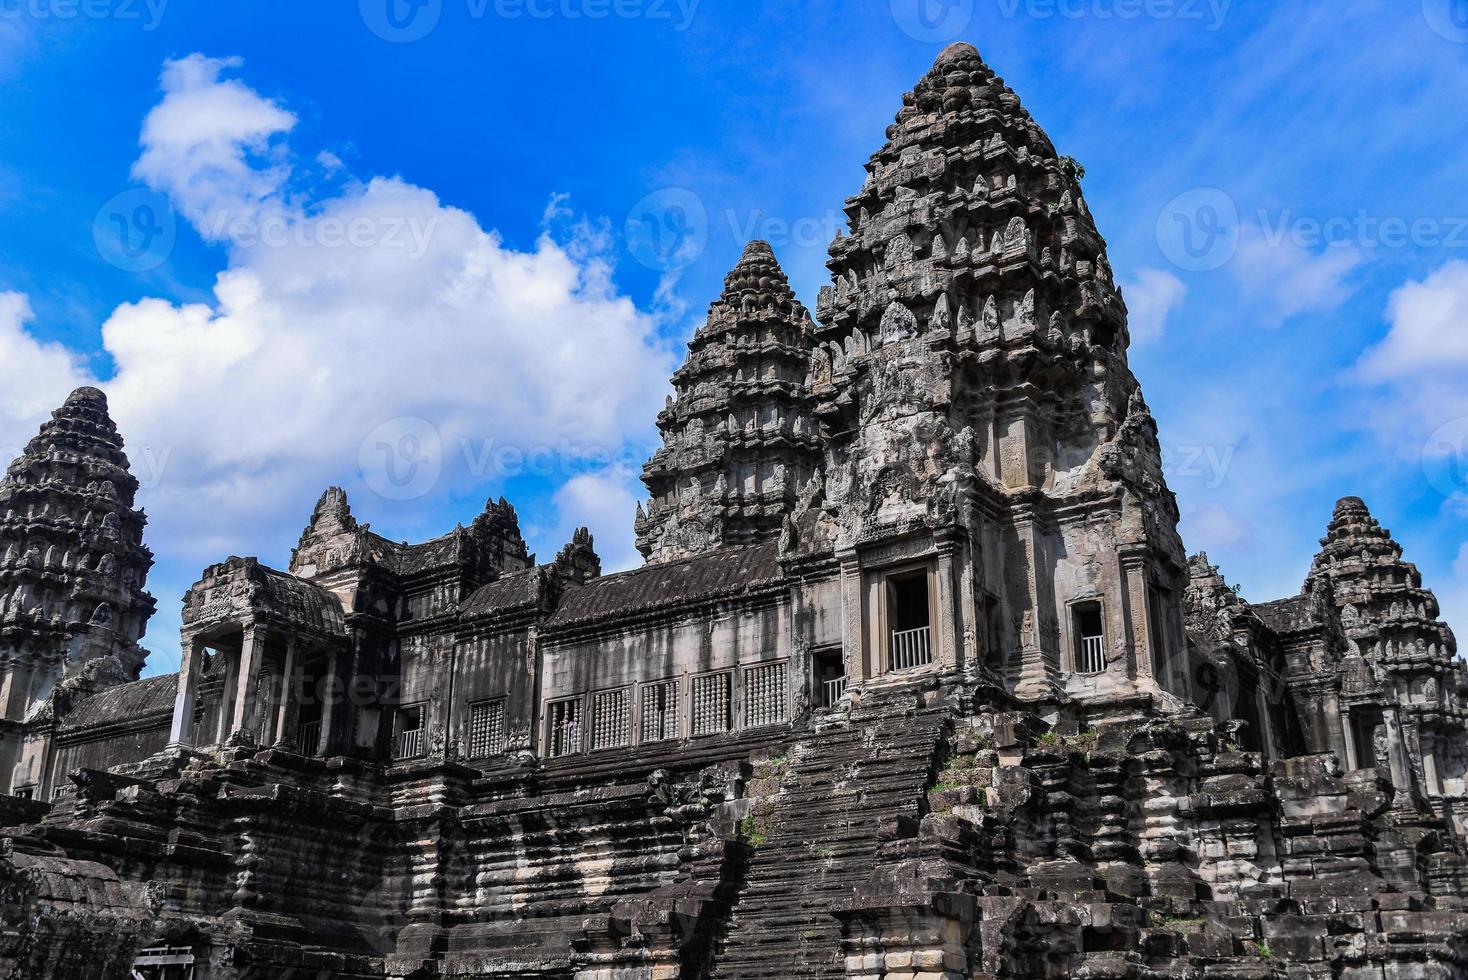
(0, 387), (156, 800)
(4, 42), (1468, 980)
(636, 239), (825, 563)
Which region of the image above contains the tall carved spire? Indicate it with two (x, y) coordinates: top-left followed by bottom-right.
(806, 42), (1183, 697)
(636, 241), (824, 563)
(0, 387), (156, 719)
(811, 41), (1145, 515)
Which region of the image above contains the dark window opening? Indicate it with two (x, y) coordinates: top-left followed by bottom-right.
(814, 651), (846, 708)
(394, 704), (426, 759)
(1072, 601), (1105, 674)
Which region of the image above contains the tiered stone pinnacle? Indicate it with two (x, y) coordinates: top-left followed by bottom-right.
(1306, 496), (1466, 795)
(636, 241), (823, 563)
(0, 387), (155, 708)
(810, 42), (1165, 529)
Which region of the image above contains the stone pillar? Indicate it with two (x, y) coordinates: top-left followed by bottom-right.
(320, 646), (341, 756)
(215, 643), (239, 745)
(934, 533), (960, 672)
(838, 550), (866, 683)
(1341, 704), (1359, 770)
(168, 635), (207, 748)
(1012, 510), (1059, 700)
(1120, 549), (1154, 688)
(1382, 706), (1416, 798)
(274, 636), (300, 746)
(230, 625), (265, 740)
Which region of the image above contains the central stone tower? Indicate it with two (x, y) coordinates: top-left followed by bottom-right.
(805, 42), (1188, 701)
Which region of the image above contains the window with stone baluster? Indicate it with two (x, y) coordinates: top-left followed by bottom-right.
(691, 671), (731, 737)
(640, 680), (679, 743)
(546, 697), (582, 758)
(467, 699), (506, 758)
(592, 689), (630, 751)
(743, 662), (788, 728)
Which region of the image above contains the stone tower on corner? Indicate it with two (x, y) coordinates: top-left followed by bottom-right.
(636, 240), (824, 563)
(807, 42), (1187, 700)
(1305, 496), (1466, 809)
(0, 387), (156, 793)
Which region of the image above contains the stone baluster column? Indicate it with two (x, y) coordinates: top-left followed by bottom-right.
(167, 634), (208, 749)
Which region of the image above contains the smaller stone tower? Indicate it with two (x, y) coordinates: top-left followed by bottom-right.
(1306, 496), (1466, 810)
(0, 387), (156, 793)
(635, 241), (824, 563)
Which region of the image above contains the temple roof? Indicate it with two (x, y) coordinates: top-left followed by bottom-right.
(461, 567), (543, 618)
(546, 543), (782, 629)
(57, 673), (177, 732)
(182, 557), (346, 639)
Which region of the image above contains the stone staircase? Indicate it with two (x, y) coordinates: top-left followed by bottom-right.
(709, 696), (948, 979)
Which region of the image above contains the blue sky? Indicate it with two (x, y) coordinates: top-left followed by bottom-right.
(1, 0), (1466, 675)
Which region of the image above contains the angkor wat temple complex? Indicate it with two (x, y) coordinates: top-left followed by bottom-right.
(4, 42), (1468, 980)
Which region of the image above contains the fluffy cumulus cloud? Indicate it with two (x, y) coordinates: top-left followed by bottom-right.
(0, 293), (93, 463)
(1355, 262), (1468, 503)
(1120, 268), (1187, 346)
(548, 470), (646, 573)
(7, 54), (677, 593)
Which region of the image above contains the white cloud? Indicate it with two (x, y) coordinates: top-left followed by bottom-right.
(132, 54), (297, 239)
(549, 469), (645, 574)
(1121, 268), (1187, 345)
(1353, 262), (1468, 475)
(31, 55), (674, 582)
(1231, 224), (1365, 326)
(1360, 260), (1468, 380)
(0, 293), (93, 462)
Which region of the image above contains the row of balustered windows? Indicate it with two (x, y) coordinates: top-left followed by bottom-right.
(544, 662), (789, 758)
